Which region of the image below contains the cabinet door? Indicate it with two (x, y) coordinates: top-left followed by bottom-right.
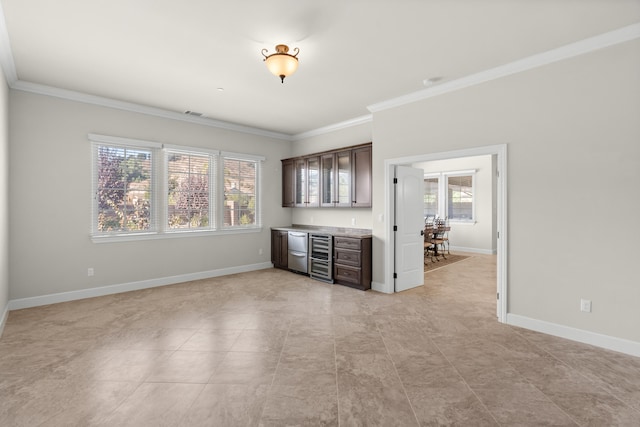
(320, 153), (335, 207)
(281, 159), (295, 207)
(294, 158), (307, 207)
(352, 145), (372, 208)
(336, 150), (352, 207)
(306, 156), (320, 207)
(271, 230), (288, 269)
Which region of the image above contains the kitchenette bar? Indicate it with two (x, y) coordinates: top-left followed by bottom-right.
(271, 225), (372, 290)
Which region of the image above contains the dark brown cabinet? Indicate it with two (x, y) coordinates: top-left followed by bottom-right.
(282, 143), (371, 208)
(271, 229), (288, 269)
(321, 150), (352, 207)
(351, 145), (372, 208)
(281, 159), (295, 207)
(333, 236), (372, 290)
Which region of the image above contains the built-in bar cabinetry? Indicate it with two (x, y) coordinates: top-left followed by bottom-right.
(282, 142), (371, 208)
(294, 156), (320, 207)
(333, 236), (372, 290)
(271, 229), (289, 269)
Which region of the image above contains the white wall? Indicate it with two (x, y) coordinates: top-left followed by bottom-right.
(290, 122), (374, 229)
(8, 90), (292, 301)
(0, 65), (8, 331)
(413, 155), (495, 253)
(372, 39), (640, 343)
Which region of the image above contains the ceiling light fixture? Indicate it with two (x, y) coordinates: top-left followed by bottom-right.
(261, 44), (299, 83)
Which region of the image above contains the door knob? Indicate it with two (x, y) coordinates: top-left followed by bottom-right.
(420, 230), (425, 236)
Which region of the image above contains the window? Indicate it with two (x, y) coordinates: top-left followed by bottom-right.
(423, 170), (475, 222)
(167, 151), (213, 230)
(90, 134), (263, 241)
(447, 175), (473, 220)
(223, 157), (258, 227)
(423, 176), (439, 217)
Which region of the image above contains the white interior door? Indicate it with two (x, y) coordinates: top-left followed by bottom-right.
(394, 165), (425, 292)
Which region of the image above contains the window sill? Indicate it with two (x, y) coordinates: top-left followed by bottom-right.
(91, 227), (262, 243)
(449, 220), (476, 225)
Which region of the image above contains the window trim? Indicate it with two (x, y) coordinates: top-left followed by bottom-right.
(89, 134), (265, 243)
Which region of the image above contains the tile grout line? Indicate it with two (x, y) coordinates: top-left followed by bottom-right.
(374, 315), (421, 427)
(255, 319), (292, 425)
(427, 336), (503, 426)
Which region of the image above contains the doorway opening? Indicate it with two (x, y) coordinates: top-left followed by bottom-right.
(384, 144), (507, 323)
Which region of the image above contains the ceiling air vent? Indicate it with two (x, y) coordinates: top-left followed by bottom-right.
(184, 110), (204, 117)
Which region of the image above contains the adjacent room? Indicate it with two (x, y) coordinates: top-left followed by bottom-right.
(1, 1), (639, 425)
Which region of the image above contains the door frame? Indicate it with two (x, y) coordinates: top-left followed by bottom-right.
(383, 144), (508, 323)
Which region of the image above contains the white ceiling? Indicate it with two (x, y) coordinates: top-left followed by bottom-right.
(1, 0), (639, 136)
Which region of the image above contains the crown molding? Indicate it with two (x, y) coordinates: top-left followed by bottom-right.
(368, 22), (640, 113)
(292, 114), (372, 141)
(10, 80), (293, 141)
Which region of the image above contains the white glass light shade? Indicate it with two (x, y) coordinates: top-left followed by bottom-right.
(265, 54), (299, 79)
(262, 45), (299, 83)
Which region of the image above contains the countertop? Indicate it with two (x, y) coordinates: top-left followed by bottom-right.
(271, 224), (372, 238)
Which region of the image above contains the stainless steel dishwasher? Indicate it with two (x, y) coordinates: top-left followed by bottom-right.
(287, 231), (308, 274)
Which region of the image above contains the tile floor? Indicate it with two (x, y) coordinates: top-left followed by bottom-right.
(1, 254), (640, 426)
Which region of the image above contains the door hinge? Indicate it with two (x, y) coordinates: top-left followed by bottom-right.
(497, 231), (499, 238)
(496, 169), (500, 178)
(393, 273), (397, 279)
(497, 292), (499, 300)
(393, 225), (397, 231)
(393, 178), (398, 184)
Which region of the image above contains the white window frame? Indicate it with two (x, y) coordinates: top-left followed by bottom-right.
(423, 169), (476, 224)
(220, 152), (263, 231)
(90, 134), (265, 243)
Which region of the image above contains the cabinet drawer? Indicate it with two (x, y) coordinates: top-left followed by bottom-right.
(334, 264), (361, 285)
(334, 236), (361, 250)
(334, 248), (361, 267)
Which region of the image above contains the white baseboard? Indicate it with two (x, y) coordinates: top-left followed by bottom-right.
(371, 281), (392, 294)
(449, 245), (495, 255)
(7, 262), (273, 311)
(0, 302), (9, 337)
(506, 313), (640, 358)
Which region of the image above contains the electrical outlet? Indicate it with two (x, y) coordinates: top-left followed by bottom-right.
(258, 248), (263, 255)
(580, 299), (592, 313)
(351, 218), (356, 226)
(87, 268), (94, 277)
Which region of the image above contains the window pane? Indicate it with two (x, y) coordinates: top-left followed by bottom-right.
(423, 177), (438, 218)
(167, 153), (210, 229)
(97, 145), (152, 232)
(448, 175), (473, 220)
(224, 158), (257, 227)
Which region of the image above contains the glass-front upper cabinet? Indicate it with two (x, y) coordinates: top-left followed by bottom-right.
(321, 150), (351, 207)
(294, 158), (307, 207)
(320, 153), (334, 207)
(294, 157), (319, 207)
(336, 151), (351, 207)
(306, 156), (320, 207)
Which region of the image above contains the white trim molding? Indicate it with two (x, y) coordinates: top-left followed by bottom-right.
(292, 114), (373, 141)
(7, 262), (272, 311)
(448, 246), (495, 255)
(368, 23), (640, 113)
(12, 80), (293, 141)
(507, 314), (640, 358)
